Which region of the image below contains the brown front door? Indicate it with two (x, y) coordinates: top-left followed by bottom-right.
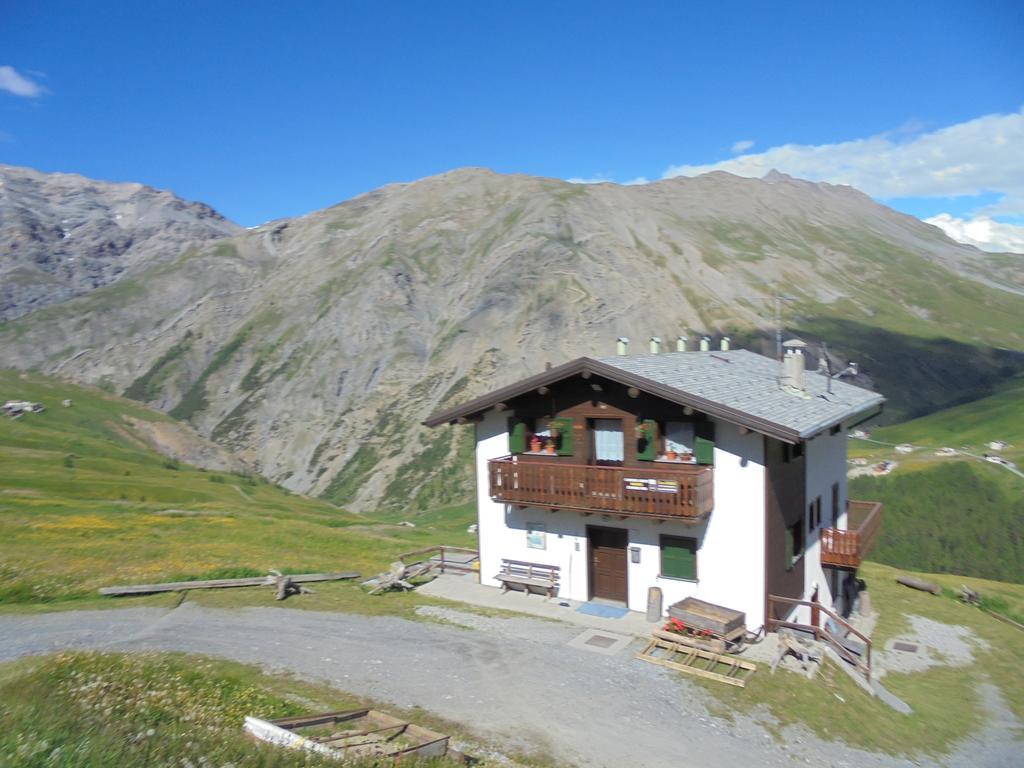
(588, 526), (628, 602)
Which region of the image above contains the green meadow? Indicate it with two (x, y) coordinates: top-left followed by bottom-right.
(0, 369), (475, 610)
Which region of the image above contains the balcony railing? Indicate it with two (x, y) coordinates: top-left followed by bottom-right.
(487, 456), (714, 520)
(820, 500), (883, 569)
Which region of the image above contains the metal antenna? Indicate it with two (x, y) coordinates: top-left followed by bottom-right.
(820, 342), (834, 394)
(737, 293), (798, 361)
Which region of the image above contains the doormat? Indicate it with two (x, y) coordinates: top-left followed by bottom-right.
(576, 601), (629, 619)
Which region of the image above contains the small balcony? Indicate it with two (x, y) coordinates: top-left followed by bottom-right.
(487, 456), (714, 521)
(820, 500), (883, 569)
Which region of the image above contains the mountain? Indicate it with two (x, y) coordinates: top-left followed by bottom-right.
(0, 164), (240, 319)
(1, 166), (1023, 512)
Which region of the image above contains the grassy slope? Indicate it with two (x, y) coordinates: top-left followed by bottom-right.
(850, 378), (1024, 466)
(844, 381), (1024, 584)
(851, 462), (1023, 583)
(703, 561), (1024, 757)
(0, 652), (531, 768)
(0, 369), (475, 609)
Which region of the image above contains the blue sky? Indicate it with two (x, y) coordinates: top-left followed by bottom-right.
(2, 1), (1022, 248)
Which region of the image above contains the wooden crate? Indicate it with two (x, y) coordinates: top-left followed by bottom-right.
(667, 597), (745, 637)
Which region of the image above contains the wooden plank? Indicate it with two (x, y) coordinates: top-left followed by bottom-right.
(635, 638), (756, 688)
(99, 571), (360, 596)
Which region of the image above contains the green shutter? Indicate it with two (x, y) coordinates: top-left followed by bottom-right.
(661, 536), (697, 580)
(509, 421), (526, 454)
(637, 419), (658, 460)
(694, 436), (714, 465)
(552, 417), (574, 456)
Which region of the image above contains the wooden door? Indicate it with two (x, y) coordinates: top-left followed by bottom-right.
(588, 526), (628, 602)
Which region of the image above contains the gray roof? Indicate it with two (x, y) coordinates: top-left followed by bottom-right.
(593, 350), (884, 440)
(424, 348), (884, 442)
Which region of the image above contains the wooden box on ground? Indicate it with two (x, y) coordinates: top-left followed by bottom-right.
(244, 708), (466, 763)
(667, 597), (745, 637)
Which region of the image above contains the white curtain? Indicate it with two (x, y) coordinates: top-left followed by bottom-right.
(593, 419), (624, 462)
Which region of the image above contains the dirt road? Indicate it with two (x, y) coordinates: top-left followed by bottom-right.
(0, 603), (1016, 767)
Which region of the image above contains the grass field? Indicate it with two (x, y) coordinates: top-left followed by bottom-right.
(0, 651), (539, 767)
(702, 561), (1024, 757)
(0, 370), (475, 611)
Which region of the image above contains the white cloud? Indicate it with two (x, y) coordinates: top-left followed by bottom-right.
(925, 213), (1024, 254)
(663, 108), (1024, 218)
(567, 174), (650, 186)
(730, 139), (754, 154)
(0, 66), (45, 98)
(566, 175), (614, 185)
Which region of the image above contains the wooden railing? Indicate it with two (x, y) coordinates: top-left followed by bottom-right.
(487, 456), (713, 520)
(767, 594), (872, 682)
(820, 500), (883, 569)
(398, 545), (479, 574)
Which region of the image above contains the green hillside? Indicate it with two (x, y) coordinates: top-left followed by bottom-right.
(0, 370), (472, 606)
(851, 462), (1023, 583)
(844, 381), (1024, 583)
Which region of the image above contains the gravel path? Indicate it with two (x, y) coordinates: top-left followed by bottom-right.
(1, 604), (1018, 767)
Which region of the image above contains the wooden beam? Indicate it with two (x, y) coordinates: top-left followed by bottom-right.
(581, 370), (592, 379)
(537, 386), (549, 395)
(683, 406), (694, 416)
(627, 387), (639, 398)
(495, 402), (508, 412)
(99, 571), (360, 597)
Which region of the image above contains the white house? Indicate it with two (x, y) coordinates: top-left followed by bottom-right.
(424, 343), (884, 631)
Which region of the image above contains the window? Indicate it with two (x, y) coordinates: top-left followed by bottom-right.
(785, 519), (804, 568)
(664, 421), (695, 457)
(808, 496), (822, 530)
(660, 535), (697, 581)
(593, 419), (625, 463)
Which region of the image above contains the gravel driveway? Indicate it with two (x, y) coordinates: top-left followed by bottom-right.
(0, 603), (1017, 767)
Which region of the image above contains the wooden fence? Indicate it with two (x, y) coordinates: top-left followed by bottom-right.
(767, 593), (872, 682)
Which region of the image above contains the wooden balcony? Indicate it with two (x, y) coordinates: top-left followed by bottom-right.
(487, 456), (714, 521)
(820, 500), (883, 569)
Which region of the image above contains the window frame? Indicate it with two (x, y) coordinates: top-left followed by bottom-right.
(659, 534), (698, 582)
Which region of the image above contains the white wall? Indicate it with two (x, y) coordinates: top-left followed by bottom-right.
(475, 408), (512, 589)
(802, 427), (849, 618)
(699, 420), (766, 630)
(472, 409), (768, 630)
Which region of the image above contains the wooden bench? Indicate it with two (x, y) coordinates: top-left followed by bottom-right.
(495, 559), (560, 598)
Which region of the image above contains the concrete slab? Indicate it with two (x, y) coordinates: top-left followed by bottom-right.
(567, 628), (635, 656)
(418, 572), (660, 637)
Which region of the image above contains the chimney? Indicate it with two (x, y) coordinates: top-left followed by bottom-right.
(616, 337), (629, 356)
(720, 336), (731, 351)
(676, 335), (687, 352)
(699, 336), (711, 352)
(650, 336), (662, 354)
(782, 338), (808, 391)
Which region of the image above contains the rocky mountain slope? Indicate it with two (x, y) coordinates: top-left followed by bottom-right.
(0, 164), (240, 319)
(1, 166), (1022, 511)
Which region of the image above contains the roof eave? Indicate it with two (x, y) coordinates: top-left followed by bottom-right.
(797, 399), (887, 440)
(424, 357), (885, 445)
(421, 357), (597, 427)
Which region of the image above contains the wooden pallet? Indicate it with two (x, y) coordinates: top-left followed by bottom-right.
(636, 637), (757, 688)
